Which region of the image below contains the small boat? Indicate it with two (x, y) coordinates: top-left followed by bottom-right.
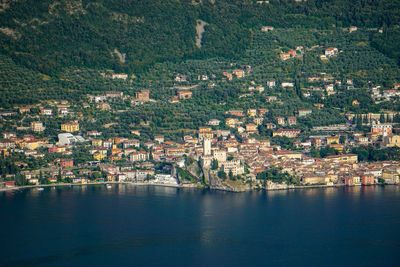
(37, 187), (44, 191)
(106, 184), (112, 189)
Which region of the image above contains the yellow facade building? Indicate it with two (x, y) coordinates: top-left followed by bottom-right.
(61, 122), (79, 132)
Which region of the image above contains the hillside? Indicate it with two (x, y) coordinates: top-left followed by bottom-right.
(1, 0), (400, 77)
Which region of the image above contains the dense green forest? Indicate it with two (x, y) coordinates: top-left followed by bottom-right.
(1, 0), (400, 141)
(1, 0), (400, 76)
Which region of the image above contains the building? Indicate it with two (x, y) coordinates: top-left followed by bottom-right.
(384, 135), (400, 147)
(265, 123), (276, 129)
(198, 127), (213, 140)
(154, 136), (164, 144)
(207, 119), (221, 126)
(61, 122), (79, 132)
(226, 118), (238, 128)
(105, 91), (124, 98)
(40, 108), (53, 116)
(325, 154), (358, 164)
(361, 175), (374, 185)
(327, 136), (340, 145)
(222, 160), (244, 176)
(287, 117), (297, 125)
(57, 133), (85, 146)
(31, 121), (45, 132)
(325, 47), (338, 57)
(258, 108), (268, 117)
(135, 90), (150, 101)
(276, 117), (285, 125)
(232, 69), (245, 78)
(247, 109), (257, 117)
(213, 150), (226, 163)
(111, 73), (128, 80)
(246, 124), (258, 134)
(60, 159), (74, 168)
(298, 109), (312, 117)
(371, 123), (392, 136)
(275, 150), (302, 160)
(129, 151), (149, 162)
(228, 110), (244, 117)
(203, 138), (211, 156)
(273, 129), (301, 138)
(267, 81), (276, 88)
(282, 82), (294, 88)
(222, 72), (233, 80)
(177, 91), (192, 100)
(261, 26), (274, 32)
(19, 107), (30, 113)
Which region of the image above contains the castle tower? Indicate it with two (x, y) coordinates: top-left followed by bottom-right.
(203, 138), (211, 156)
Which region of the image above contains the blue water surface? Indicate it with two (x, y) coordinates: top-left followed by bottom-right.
(1, 185), (400, 266)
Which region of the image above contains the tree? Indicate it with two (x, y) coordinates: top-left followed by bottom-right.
(211, 159), (218, 170)
(217, 170), (226, 180)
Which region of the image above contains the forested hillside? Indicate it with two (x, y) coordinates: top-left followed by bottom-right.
(1, 0), (400, 76)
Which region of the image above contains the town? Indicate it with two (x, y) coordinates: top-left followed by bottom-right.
(1, 26), (400, 191)
(1, 77), (399, 191)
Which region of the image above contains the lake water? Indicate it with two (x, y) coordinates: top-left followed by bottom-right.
(1, 185), (400, 266)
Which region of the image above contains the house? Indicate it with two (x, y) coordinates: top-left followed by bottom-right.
(105, 91), (124, 98)
(198, 127), (213, 140)
(282, 82), (294, 88)
(247, 109), (257, 117)
(154, 136), (165, 144)
(226, 118), (238, 128)
(383, 135), (400, 148)
(326, 136), (340, 145)
(267, 81), (276, 88)
(302, 174), (329, 185)
(174, 74), (186, 82)
(275, 150), (302, 160)
(111, 73), (128, 80)
(31, 121), (45, 132)
(135, 90), (150, 102)
(19, 107), (31, 114)
(3, 132), (16, 139)
(287, 117), (297, 125)
(253, 117), (264, 125)
(228, 110), (244, 117)
(371, 123), (392, 136)
(361, 175), (374, 185)
(265, 123), (276, 129)
(129, 151), (149, 162)
(298, 109), (312, 117)
(177, 91), (192, 100)
(222, 160), (244, 176)
(207, 119), (221, 126)
(261, 26), (274, 32)
(246, 124), (258, 134)
(325, 154), (358, 164)
(222, 72), (233, 80)
(349, 26), (358, 33)
(258, 108), (268, 117)
(5, 181), (16, 187)
(273, 129), (301, 138)
(232, 69), (245, 78)
(266, 96), (278, 102)
(40, 108), (53, 116)
(325, 47), (338, 57)
(276, 117), (285, 125)
(61, 122), (79, 132)
(60, 159), (73, 168)
(314, 103), (324, 109)
(169, 96), (179, 103)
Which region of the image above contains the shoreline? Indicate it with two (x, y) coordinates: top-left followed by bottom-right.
(0, 181), (199, 192)
(0, 181), (392, 193)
